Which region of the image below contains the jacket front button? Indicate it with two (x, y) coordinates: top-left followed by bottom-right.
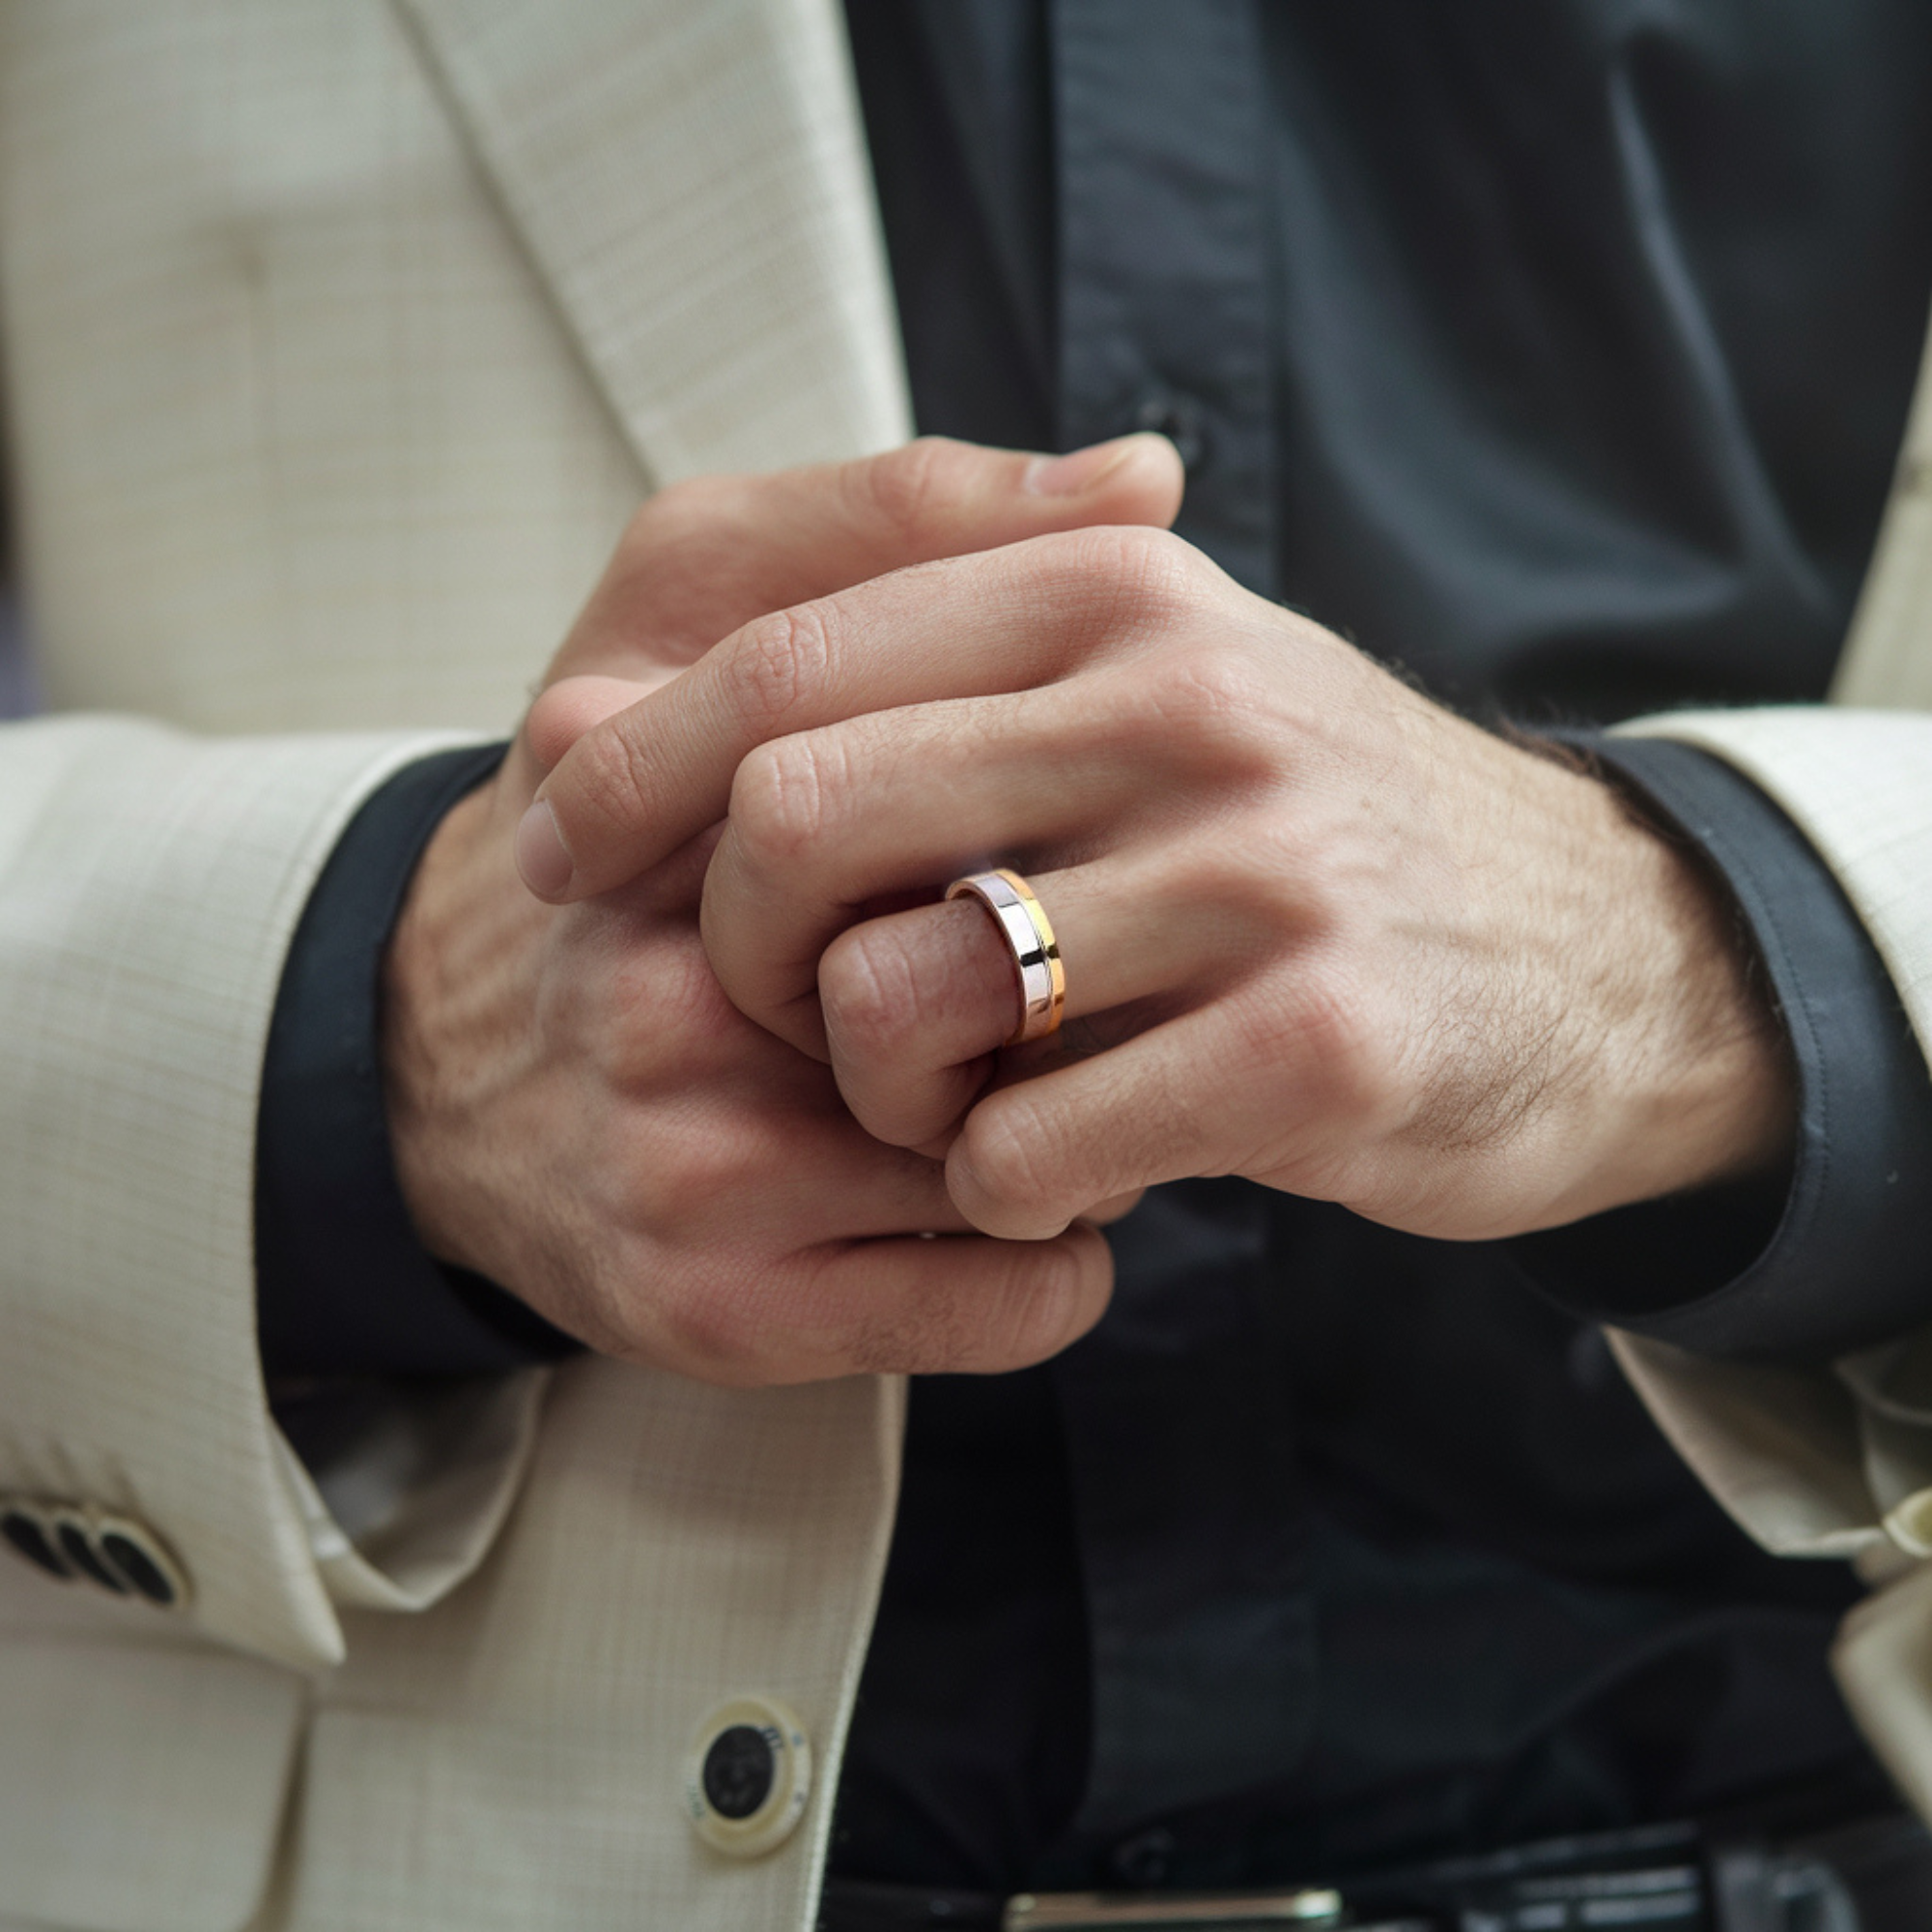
(0, 1500), (73, 1581)
(684, 1696), (813, 1859)
(94, 1515), (190, 1609)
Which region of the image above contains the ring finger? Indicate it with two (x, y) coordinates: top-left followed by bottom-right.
(702, 683), (1166, 1051)
(817, 846), (1264, 1150)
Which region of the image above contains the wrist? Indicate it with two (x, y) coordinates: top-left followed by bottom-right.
(1561, 765), (1796, 1217)
(382, 780), (532, 1276)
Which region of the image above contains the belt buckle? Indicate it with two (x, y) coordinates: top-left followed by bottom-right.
(1001, 1889), (1374, 1929)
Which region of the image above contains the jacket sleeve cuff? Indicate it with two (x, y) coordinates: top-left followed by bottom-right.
(1508, 734), (1932, 1364)
(0, 720), (480, 1669)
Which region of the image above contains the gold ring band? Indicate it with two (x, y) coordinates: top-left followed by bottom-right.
(945, 867), (1065, 1046)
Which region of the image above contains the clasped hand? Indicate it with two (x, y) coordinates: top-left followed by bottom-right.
(389, 434), (1793, 1391)
(525, 467), (1794, 1258)
(384, 437), (1179, 1384)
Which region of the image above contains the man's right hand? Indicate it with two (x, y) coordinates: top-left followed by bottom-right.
(383, 436), (1181, 1385)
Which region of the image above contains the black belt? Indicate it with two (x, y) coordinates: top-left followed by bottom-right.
(818, 1812), (1932, 1930)
(817, 1880), (1369, 1929)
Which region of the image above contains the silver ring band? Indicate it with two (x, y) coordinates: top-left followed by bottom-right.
(945, 867), (1065, 1046)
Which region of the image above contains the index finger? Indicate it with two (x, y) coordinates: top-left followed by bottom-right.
(516, 524), (1201, 901)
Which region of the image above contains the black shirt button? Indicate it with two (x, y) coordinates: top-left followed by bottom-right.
(0, 1503), (72, 1581)
(1131, 387), (1208, 472)
(1109, 1824), (1179, 1887)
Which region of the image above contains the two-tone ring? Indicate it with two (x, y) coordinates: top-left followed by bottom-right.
(945, 867), (1065, 1046)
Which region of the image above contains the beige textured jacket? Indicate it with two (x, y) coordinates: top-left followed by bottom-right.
(1, 5), (1931, 1929)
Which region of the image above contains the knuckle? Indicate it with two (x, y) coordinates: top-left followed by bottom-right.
(851, 436), (970, 544)
(819, 920), (954, 1063)
(819, 925), (913, 1050)
(1262, 965), (1388, 1127)
(630, 1133), (740, 1234)
(958, 1097), (1065, 1219)
(563, 714), (656, 844)
(728, 729), (848, 867)
(612, 940), (737, 1065)
(1129, 519), (1202, 586)
(1037, 524), (1204, 639)
(721, 602), (836, 736)
(1104, 523), (1202, 624)
(650, 1264), (773, 1383)
(1189, 634), (1273, 712)
(1142, 643), (1280, 777)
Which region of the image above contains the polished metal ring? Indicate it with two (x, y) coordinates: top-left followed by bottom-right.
(945, 867), (1065, 1046)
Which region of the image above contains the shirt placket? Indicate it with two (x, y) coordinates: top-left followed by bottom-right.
(1051, 0), (1278, 597)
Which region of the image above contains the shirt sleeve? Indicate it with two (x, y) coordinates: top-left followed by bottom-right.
(1507, 735), (1932, 1364)
(254, 743), (580, 1388)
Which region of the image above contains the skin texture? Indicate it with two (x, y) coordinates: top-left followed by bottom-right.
(523, 521), (1795, 1252)
(384, 435), (1181, 1384)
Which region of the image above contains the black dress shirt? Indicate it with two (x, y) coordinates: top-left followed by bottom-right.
(258, 0), (1932, 1900)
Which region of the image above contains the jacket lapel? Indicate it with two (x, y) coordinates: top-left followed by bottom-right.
(396, 0), (911, 487)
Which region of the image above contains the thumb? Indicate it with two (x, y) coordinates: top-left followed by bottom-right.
(818, 433), (1185, 581)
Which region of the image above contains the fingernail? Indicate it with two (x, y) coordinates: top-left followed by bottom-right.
(1023, 435), (1141, 497)
(515, 799), (575, 899)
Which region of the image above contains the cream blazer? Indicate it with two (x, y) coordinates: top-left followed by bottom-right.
(1, 5), (1930, 1929)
